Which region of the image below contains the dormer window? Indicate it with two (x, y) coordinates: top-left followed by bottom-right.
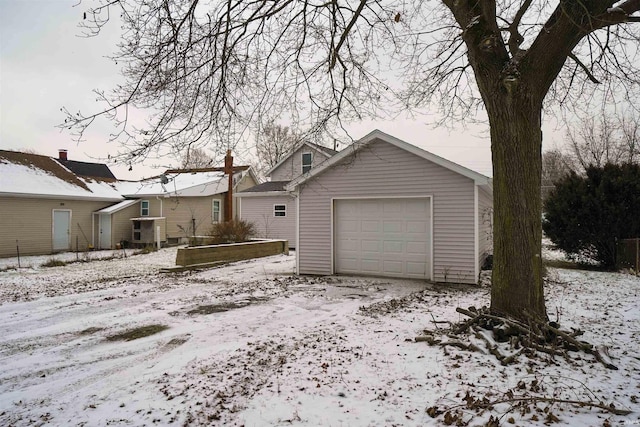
(302, 152), (312, 174)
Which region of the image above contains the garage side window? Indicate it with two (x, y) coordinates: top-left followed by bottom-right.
(212, 200), (221, 223)
(140, 200), (150, 216)
(274, 204), (286, 217)
(302, 152), (312, 174)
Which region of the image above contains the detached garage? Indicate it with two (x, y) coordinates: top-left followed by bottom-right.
(286, 130), (493, 285)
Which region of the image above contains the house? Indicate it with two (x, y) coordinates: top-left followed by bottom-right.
(0, 149), (258, 257)
(107, 165), (258, 247)
(0, 149), (124, 257)
(286, 130), (493, 285)
(236, 142), (337, 247)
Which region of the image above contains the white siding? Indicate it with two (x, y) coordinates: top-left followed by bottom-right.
(270, 145), (333, 181)
(298, 139), (478, 284)
(478, 186), (493, 267)
(239, 194), (297, 247)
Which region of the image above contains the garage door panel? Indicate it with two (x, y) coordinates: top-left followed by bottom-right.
(334, 198), (431, 279)
(406, 241), (428, 255)
(383, 240), (403, 253)
(407, 262), (427, 275)
(383, 220), (403, 233)
(361, 220), (380, 232)
(361, 239), (380, 252)
(407, 220), (428, 233)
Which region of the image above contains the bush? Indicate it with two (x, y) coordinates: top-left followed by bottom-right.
(543, 163), (640, 269)
(209, 219), (256, 243)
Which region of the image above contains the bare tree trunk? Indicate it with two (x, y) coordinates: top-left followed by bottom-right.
(488, 97), (547, 321)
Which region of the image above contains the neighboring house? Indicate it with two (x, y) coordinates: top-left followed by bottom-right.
(285, 130), (493, 285)
(0, 150), (124, 257)
(236, 142), (337, 247)
(110, 166), (258, 247)
(0, 149), (258, 257)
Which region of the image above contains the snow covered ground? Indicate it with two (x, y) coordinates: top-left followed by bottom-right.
(0, 247), (638, 426)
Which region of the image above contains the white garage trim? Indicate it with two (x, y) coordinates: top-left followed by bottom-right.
(474, 184), (479, 280)
(331, 195), (433, 280)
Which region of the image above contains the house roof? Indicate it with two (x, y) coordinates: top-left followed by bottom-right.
(95, 199), (139, 214)
(56, 159), (117, 180)
(0, 150), (123, 201)
(265, 141), (338, 177)
(237, 181), (290, 194)
(285, 129), (492, 191)
(116, 168), (254, 198)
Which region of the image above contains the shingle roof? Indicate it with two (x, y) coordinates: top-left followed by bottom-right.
(238, 181), (290, 193)
(0, 150), (123, 201)
(56, 159), (116, 180)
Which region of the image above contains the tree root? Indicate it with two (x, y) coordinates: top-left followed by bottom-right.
(416, 306), (618, 370)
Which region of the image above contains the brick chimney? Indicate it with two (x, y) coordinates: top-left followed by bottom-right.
(58, 149), (68, 161)
(224, 150), (233, 222)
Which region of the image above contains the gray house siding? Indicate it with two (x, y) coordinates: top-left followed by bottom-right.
(297, 139), (478, 284)
(478, 187), (493, 268)
(239, 194), (297, 247)
(270, 145), (333, 181)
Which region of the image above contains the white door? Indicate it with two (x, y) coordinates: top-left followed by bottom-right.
(52, 210), (71, 252)
(334, 198), (431, 279)
(99, 214), (112, 249)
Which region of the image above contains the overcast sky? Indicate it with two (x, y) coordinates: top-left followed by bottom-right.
(0, 0), (570, 180)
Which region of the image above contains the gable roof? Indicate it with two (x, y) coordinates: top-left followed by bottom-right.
(286, 129), (492, 191)
(0, 150), (123, 201)
(265, 141), (338, 177)
(56, 159), (117, 180)
(116, 167), (255, 198)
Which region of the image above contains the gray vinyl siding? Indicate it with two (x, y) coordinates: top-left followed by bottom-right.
(297, 139), (478, 284)
(477, 186), (493, 267)
(239, 194), (297, 247)
(269, 145), (332, 181)
(0, 196), (113, 257)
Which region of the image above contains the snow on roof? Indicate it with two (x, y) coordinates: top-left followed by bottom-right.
(117, 169), (250, 198)
(0, 151), (123, 201)
(95, 199), (139, 214)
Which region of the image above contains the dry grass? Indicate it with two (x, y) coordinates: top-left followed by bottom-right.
(106, 324), (169, 342)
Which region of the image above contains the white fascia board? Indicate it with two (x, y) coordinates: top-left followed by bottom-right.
(234, 190), (290, 198)
(286, 129), (491, 191)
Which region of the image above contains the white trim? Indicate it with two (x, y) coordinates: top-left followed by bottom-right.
(140, 199), (150, 216)
(286, 129), (491, 191)
(295, 189), (300, 275)
(237, 196), (242, 219)
(234, 190), (289, 198)
(212, 199), (221, 223)
(301, 151), (313, 175)
(330, 195), (433, 280)
(474, 184), (479, 282)
(273, 204), (287, 217)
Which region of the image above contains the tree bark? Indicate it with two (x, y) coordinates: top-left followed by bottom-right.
(487, 95), (546, 321)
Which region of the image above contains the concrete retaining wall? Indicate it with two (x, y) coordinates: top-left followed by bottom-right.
(176, 239), (289, 266)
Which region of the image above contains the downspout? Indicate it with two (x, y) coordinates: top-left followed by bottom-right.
(224, 150), (233, 222)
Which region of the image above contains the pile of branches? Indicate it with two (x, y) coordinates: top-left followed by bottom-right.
(416, 306), (618, 370)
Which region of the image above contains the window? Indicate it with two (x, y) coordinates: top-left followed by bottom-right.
(274, 204), (286, 217)
(140, 200), (149, 216)
(212, 200), (221, 222)
(302, 152), (312, 174)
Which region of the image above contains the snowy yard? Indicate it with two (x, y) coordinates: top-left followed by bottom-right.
(0, 247), (638, 426)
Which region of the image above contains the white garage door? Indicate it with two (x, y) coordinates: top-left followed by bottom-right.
(334, 198), (431, 279)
